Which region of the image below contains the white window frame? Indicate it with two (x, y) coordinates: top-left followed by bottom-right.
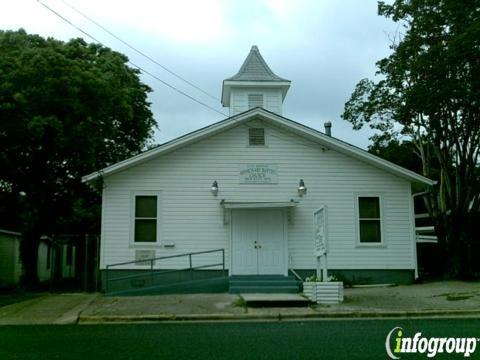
(355, 194), (385, 247)
(129, 191), (162, 248)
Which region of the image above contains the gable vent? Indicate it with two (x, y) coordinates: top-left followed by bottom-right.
(248, 94), (264, 109)
(249, 128), (265, 146)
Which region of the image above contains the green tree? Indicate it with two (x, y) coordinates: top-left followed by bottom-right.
(0, 29), (156, 285)
(342, 1), (480, 277)
(367, 134), (423, 174)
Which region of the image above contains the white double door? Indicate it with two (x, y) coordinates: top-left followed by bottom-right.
(231, 209), (286, 275)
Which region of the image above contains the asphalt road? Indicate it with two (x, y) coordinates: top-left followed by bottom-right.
(0, 318), (479, 359)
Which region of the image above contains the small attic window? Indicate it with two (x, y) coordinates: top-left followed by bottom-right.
(248, 94), (264, 109)
(248, 128), (265, 146)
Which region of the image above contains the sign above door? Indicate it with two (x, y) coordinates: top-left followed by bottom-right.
(239, 164), (278, 184)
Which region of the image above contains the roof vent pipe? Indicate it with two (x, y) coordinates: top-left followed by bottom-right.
(324, 121), (332, 137)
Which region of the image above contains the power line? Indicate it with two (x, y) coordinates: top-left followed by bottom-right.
(36, 0), (228, 117)
(59, 0), (221, 102)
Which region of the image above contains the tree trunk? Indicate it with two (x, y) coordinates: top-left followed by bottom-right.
(438, 209), (470, 279)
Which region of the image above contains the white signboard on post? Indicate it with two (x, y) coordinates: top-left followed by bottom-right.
(314, 206), (327, 256)
(313, 206), (328, 280)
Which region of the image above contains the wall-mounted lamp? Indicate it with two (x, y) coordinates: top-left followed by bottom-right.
(211, 180), (219, 196)
(298, 179), (307, 197)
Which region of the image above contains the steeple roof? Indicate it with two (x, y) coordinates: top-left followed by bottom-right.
(225, 45), (289, 82)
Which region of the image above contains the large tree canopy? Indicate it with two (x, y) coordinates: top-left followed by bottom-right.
(0, 29), (156, 284)
(342, 1), (480, 277)
(367, 135), (423, 174)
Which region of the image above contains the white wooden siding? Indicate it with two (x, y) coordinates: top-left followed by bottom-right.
(230, 88), (283, 116)
(101, 119), (414, 271)
(0, 233), (23, 284)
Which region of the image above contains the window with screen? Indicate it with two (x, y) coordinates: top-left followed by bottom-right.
(248, 128), (265, 146)
(248, 93), (264, 109)
(134, 195), (158, 243)
(358, 196), (382, 243)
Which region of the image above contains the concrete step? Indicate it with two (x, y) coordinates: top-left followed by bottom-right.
(230, 275), (297, 280)
(230, 276), (297, 283)
(230, 279), (298, 286)
(229, 285), (299, 294)
(241, 293), (310, 307)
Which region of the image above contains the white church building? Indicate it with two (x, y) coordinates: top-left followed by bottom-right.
(83, 46), (434, 294)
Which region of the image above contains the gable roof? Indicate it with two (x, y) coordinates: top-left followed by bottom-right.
(82, 108), (435, 186)
(225, 46), (290, 82)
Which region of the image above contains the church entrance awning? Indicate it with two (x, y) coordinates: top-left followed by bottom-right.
(220, 200), (298, 209)
(220, 200), (298, 225)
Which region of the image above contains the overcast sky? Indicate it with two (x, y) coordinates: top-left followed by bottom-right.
(1, 0), (397, 149)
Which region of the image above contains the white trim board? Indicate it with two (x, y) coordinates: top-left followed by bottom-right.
(82, 108), (435, 186)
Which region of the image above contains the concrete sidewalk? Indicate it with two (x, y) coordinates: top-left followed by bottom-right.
(0, 293), (97, 325)
(79, 281), (480, 323)
(1, 281), (479, 324)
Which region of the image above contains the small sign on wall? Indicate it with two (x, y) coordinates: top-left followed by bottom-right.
(239, 164), (278, 184)
(135, 250), (156, 266)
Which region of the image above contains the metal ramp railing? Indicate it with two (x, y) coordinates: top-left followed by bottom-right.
(105, 248), (226, 295)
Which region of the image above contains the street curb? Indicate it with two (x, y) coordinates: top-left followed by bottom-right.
(55, 294), (100, 325)
(78, 309), (480, 324)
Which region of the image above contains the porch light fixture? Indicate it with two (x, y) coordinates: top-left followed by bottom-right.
(211, 180), (219, 196)
(298, 179), (307, 197)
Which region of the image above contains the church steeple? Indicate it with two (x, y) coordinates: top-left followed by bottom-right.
(221, 46), (291, 116)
